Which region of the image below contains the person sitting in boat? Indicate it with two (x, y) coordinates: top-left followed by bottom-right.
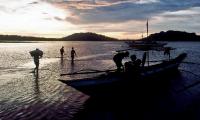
(125, 54), (137, 73)
(125, 57), (142, 74)
(113, 51), (129, 72)
(132, 59), (142, 75)
(135, 59), (142, 67)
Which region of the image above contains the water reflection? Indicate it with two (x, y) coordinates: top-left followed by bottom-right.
(33, 71), (40, 96)
(0, 41), (199, 120)
(60, 57), (64, 69)
(71, 61), (75, 72)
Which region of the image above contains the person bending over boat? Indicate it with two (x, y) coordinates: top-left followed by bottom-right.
(113, 51), (129, 72)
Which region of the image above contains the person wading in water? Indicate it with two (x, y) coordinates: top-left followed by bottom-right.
(60, 46), (64, 58)
(71, 47), (77, 63)
(30, 48), (43, 73)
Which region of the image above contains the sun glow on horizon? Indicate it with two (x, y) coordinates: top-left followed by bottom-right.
(0, 0), (199, 39)
(0, 1), (79, 38)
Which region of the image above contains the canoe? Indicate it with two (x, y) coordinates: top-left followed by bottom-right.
(59, 53), (187, 95)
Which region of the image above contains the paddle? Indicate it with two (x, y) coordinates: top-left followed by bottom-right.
(60, 69), (116, 76)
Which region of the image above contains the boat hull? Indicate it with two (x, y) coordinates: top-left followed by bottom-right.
(59, 53), (187, 95)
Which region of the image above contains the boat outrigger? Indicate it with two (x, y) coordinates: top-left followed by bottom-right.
(59, 53), (187, 95)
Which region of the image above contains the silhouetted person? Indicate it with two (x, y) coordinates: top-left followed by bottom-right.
(60, 46), (64, 57)
(135, 59), (142, 67)
(113, 51), (129, 72)
(71, 47), (77, 63)
(125, 54), (137, 73)
(164, 47), (171, 60)
(30, 48), (43, 73)
(132, 59), (142, 76)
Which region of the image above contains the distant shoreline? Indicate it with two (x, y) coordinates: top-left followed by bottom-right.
(0, 40), (200, 43)
(0, 30), (199, 42)
(0, 40), (121, 43)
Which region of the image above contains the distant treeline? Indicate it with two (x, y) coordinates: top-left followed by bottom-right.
(0, 35), (58, 41)
(0, 32), (118, 41)
(142, 30), (200, 41)
(0, 31), (199, 41)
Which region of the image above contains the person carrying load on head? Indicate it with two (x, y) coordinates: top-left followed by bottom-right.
(29, 48), (43, 73)
(113, 51), (129, 72)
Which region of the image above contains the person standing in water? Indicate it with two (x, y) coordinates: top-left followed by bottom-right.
(30, 48), (43, 73)
(60, 46), (64, 57)
(71, 47), (77, 63)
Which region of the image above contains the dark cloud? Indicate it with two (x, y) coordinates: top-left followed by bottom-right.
(48, 0), (200, 24)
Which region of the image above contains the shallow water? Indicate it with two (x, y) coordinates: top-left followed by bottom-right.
(0, 41), (200, 120)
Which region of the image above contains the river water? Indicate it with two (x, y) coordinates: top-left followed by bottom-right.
(0, 41), (200, 120)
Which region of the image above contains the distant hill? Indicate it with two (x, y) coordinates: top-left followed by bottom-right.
(0, 35), (58, 41)
(0, 32), (118, 41)
(142, 30), (200, 41)
(0, 31), (199, 42)
(61, 32), (118, 41)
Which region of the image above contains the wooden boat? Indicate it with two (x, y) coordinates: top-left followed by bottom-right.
(59, 53), (187, 95)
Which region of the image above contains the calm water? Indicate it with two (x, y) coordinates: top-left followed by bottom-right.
(0, 41), (200, 120)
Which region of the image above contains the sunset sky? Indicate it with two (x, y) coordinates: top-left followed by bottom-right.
(0, 0), (200, 39)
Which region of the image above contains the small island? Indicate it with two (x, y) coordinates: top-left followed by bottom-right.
(61, 32), (118, 41)
(141, 30), (200, 41)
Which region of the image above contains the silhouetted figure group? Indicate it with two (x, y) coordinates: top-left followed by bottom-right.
(113, 51), (144, 73)
(30, 46), (77, 73)
(59, 46), (77, 63)
(125, 55), (142, 75)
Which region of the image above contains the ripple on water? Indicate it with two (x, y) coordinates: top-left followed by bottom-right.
(0, 41), (199, 120)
